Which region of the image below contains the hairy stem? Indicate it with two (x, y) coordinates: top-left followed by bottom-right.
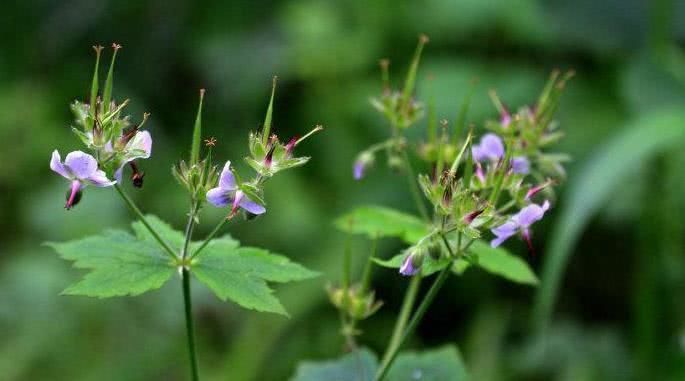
(114, 184), (177, 260)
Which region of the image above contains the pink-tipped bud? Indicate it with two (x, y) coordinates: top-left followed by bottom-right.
(525, 179), (554, 200)
(285, 136), (298, 156)
(264, 145), (276, 169)
(462, 209), (485, 225)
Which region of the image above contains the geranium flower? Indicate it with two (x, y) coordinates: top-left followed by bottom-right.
(490, 200), (550, 248)
(50, 150), (116, 209)
(206, 161), (266, 215)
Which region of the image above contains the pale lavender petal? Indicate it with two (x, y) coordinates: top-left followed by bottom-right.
(50, 150), (71, 179)
(399, 255), (418, 276)
(511, 156), (530, 174)
(471, 146), (486, 163)
(206, 187), (232, 207)
(86, 169), (116, 187)
(104, 140), (114, 152)
(490, 221), (519, 247)
(125, 130), (152, 159)
(514, 201), (550, 227)
(64, 151), (98, 180)
(238, 195), (266, 215)
(476, 133), (504, 161)
(353, 161), (365, 180)
(218, 161), (237, 190)
(491, 235), (510, 248)
(114, 166), (124, 183)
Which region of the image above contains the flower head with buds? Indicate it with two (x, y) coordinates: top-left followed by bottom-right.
(50, 150), (116, 209)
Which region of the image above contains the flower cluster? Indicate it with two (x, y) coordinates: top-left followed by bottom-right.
(50, 44), (152, 209)
(399, 71), (573, 275)
(173, 77), (323, 219)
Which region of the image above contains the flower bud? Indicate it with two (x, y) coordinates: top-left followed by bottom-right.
(353, 151), (375, 180)
(399, 246), (425, 276)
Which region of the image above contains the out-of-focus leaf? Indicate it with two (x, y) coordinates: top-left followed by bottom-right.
(334, 205), (430, 243)
(290, 348), (378, 381)
(193, 246), (319, 316)
(386, 345), (469, 381)
(533, 108), (685, 332)
(46, 230), (174, 297)
(467, 240), (539, 285)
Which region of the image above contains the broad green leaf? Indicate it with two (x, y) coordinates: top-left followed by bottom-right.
(387, 345), (469, 381)
(335, 205), (430, 243)
(290, 348), (378, 381)
(374, 253), (450, 277)
(533, 108), (685, 332)
(132, 215), (185, 251)
(46, 230), (174, 298)
(192, 246), (319, 316)
(467, 240), (538, 285)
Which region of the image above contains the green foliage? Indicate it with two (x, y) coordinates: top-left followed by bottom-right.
(46, 230), (174, 298)
(466, 240), (538, 285)
(374, 253), (449, 277)
(533, 108), (685, 331)
(290, 348), (378, 381)
(47, 215), (318, 315)
(386, 346), (469, 381)
(334, 205), (430, 243)
(375, 239), (537, 285)
(193, 245), (319, 315)
(290, 346), (468, 381)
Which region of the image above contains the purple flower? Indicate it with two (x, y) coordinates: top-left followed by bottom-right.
(472, 133), (504, 163)
(50, 150), (116, 209)
(353, 152), (374, 180)
(206, 161), (266, 216)
(353, 161), (365, 180)
(113, 130), (152, 183)
(511, 156), (530, 174)
(490, 200), (550, 248)
(399, 249), (424, 276)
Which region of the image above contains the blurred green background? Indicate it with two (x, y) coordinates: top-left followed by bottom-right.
(2, 0), (685, 380)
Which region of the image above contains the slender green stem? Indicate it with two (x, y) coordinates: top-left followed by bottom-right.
(182, 268), (200, 381)
(114, 184), (178, 260)
(181, 201), (200, 381)
(189, 217), (229, 260)
(182, 203), (198, 259)
(401, 150), (429, 221)
(378, 275), (421, 367)
(374, 266), (451, 381)
(360, 237), (378, 294)
(375, 233), (465, 381)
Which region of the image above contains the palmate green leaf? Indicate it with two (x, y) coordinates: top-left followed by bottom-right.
(192, 244), (319, 316)
(48, 214), (317, 315)
(290, 346), (468, 381)
(290, 348), (378, 381)
(387, 346), (469, 381)
(466, 240), (538, 286)
(46, 230), (175, 298)
(335, 205), (430, 243)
